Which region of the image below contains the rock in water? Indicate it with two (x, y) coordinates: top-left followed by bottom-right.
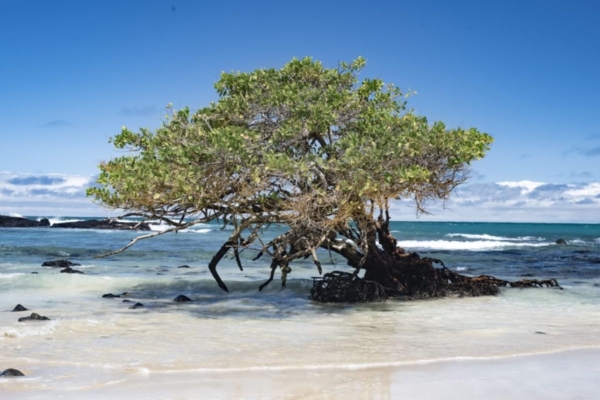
(102, 293), (120, 298)
(555, 239), (568, 245)
(0, 215), (47, 228)
(177, 265), (191, 269)
(60, 267), (84, 274)
(174, 295), (192, 302)
(0, 368), (25, 377)
(51, 219), (151, 230)
(129, 302), (144, 309)
(11, 304), (28, 312)
(42, 260), (81, 268)
(18, 313), (50, 322)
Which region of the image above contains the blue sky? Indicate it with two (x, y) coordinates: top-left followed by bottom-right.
(1, 0), (599, 221)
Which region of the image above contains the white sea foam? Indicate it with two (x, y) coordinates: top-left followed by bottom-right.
(47, 217), (84, 225)
(397, 240), (552, 251)
(446, 233), (544, 241)
(2, 320), (58, 339)
(8, 212), (23, 218)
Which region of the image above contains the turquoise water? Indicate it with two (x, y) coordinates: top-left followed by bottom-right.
(1, 218), (599, 392)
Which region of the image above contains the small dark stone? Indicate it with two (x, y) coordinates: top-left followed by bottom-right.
(177, 265), (191, 269)
(11, 304), (28, 312)
(520, 273), (535, 277)
(555, 239), (567, 245)
(31, 272), (38, 274)
(121, 292), (130, 296)
(174, 295), (192, 302)
(122, 299), (133, 303)
(60, 267), (84, 274)
(129, 302), (144, 309)
(39, 218), (50, 227)
(102, 293), (120, 298)
(535, 331), (547, 335)
(42, 259), (81, 268)
(0, 368), (25, 377)
(18, 312), (50, 322)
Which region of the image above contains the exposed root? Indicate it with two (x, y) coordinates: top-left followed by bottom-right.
(310, 271), (388, 303)
(310, 255), (562, 303)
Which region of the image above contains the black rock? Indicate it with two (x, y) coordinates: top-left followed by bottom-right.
(520, 273), (535, 277)
(177, 265), (191, 269)
(0, 368), (25, 377)
(42, 259), (81, 268)
(102, 293), (120, 298)
(535, 331), (547, 335)
(122, 299), (133, 303)
(11, 304), (28, 312)
(39, 218), (50, 226)
(31, 272), (38, 274)
(60, 267), (84, 274)
(51, 219), (151, 231)
(0, 215), (47, 228)
(555, 239), (568, 245)
(18, 312), (50, 322)
(174, 295), (192, 302)
(129, 302), (144, 309)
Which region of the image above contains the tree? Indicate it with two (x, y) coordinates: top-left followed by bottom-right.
(88, 57), (559, 302)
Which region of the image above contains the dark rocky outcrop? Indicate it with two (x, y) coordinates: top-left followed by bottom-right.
(102, 293), (120, 298)
(0, 215), (149, 230)
(18, 312), (50, 322)
(129, 302), (144, 309)
(60, 267), (84, 274)
(51, 219), (151, 231)
(555, 239), (568, 245)
(122, 299), (133, 303)
(42, 260), (81, 268)
(0, 368), (25, 377)
(11, 304), (28, 312)
(174, 295), (192, 302)
(0, 215), (49, 228)
(177, 265), (191, 269)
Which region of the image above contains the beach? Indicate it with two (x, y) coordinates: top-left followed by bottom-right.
(1, 220), (599, 398)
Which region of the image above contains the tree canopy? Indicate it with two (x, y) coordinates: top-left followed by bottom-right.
(88, 57), (498, 298)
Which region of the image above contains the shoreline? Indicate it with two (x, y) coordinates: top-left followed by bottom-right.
(3, 347), (598, 399)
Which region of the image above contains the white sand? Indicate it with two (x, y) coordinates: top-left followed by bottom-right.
(2, 348), (598, 399)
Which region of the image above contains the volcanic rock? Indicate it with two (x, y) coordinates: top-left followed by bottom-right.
(102, 293), (120, 298)
(555, 239), (568, 245)
(177, 265), (191, 269)
(129, 302), (144, 309)
(0, 215), (47, 228)
(42, 260), (81, 268)
(60, 267), (84, 274)
(18, 312), (50, 322)
(0, 368), (25, 377)
(51, 219), (151, 231)
(11, 304), (28, 312)
(174, 295), (192, 302)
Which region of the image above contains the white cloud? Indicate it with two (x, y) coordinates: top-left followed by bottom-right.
(496, 180), (545, 194)
(391, 181), (600, 223)
(0, 172), (108, 217)
(1, 172), (599, 223)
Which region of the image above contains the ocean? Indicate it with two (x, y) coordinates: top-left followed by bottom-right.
(1, 218), (599, 396)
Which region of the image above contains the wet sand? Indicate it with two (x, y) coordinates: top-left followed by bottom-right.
(3, 348), (598, 399)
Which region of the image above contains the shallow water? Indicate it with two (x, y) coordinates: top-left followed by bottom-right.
(1, 220), (599, 392)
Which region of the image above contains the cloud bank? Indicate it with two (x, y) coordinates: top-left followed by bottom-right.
(1, 172), (599, 222)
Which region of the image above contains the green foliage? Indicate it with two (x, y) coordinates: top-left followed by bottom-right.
(88, 57), (493, 228)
